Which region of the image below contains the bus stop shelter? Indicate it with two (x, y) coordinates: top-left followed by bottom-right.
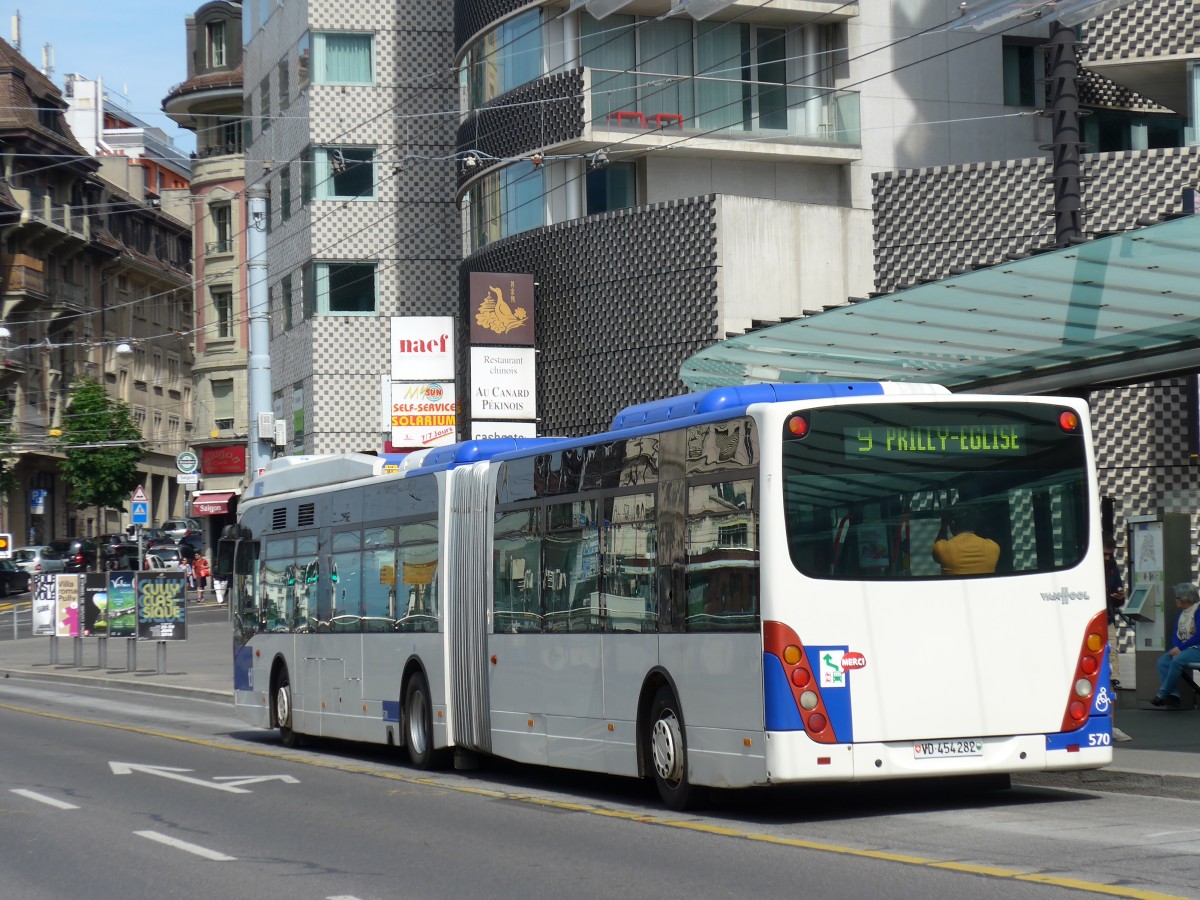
(680, 214), (1200, 395)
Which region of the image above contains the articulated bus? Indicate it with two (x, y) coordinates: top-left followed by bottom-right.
(220, 382), (1113, 808)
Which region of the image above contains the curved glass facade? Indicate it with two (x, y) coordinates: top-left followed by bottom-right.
(462, 8), (544, 110)
(466, 161), (544, 252)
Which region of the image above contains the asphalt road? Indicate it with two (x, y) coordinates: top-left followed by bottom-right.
(1, 676), (1197, 900)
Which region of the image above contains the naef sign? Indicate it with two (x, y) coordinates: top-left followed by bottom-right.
(391, 316), (455, 381)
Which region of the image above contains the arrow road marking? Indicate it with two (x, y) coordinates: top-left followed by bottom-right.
(213, 775), (300, 789)
(109, 762), (297, 793)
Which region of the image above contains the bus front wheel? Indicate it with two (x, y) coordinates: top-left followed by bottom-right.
(275, 668), (302, 748)
(404, 672), (444, 769)
(647, 686), (705, 811)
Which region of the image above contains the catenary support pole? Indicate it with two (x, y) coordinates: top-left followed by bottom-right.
(246, 186), (274, 480)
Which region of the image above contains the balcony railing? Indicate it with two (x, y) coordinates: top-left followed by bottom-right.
(589, 69), (860, 146)
(2, 256), (46, 296)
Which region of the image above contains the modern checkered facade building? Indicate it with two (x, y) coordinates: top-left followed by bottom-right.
(241, 0), (1199, 580)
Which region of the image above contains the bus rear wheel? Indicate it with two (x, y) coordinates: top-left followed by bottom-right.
(404, 672), (445, 769)
(275, 668), (302, 748)
(647, 686), (705, 811)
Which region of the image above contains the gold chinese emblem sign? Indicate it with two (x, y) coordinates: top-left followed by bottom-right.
(469, 272), (536, 346)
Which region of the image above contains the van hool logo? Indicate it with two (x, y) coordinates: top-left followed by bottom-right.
(1040, 588), (1090, 605)
(475, 283), (528, 336)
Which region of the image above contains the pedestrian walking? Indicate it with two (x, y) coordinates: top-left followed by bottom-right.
(194, 554), (211, 597)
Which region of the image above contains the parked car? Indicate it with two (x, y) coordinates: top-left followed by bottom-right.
(142, 528), (173, 548)
(105, 542), (143, 571)
(160, 518), (201, 542)
(145, 546), (185, 570)
(48, 538), (99, 572)
(0, 558), (30, 595)
(12, 545), (66, 575)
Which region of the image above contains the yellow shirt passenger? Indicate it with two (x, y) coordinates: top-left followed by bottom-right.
(931, 510), (999, 575)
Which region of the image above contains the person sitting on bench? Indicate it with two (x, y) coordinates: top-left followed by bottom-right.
(1151, 582), (1200, 708)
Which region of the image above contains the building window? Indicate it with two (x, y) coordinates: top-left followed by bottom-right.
(311, 32), (373, 85)
(466, 162), (544, 252)
(210, 202), (232, 253)
(212, 287), (233, 339)
(314, 147), (374, 199)
(279, 164), (291, 221)
(278, 58), (290, 111)
(167, 355), (180, 388)
(1003, 40), (1042, 107)
(462, 9), (543, 110)
(213, 379), (234, 430)
(586, 162), (637, 215)
(292, 382), (305, 451)
(303, 261), (376, 315)
(207, 20), (227, 68)
(259, 76), (271, 133)
(281, 273), (294, 330)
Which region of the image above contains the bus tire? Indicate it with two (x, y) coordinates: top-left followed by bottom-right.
(404, 672), (445, 769)
(647, 685), (706, 811)
(275, 668), (302, 748)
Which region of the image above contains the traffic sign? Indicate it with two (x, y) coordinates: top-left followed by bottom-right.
(176, 450), (199, 475)
(177, 473), (199, 486)
(0, 533), (11, 559)
(131, 486), (149, 526)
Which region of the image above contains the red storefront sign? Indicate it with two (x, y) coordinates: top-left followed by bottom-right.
(202, 445), (246, 475)
(192, 492), (235, 516)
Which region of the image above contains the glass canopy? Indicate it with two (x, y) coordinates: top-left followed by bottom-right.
(680, 215), (1200, 395)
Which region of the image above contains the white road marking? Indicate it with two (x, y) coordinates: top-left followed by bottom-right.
(213, 774), (300, 788)
(110, 762), (252, 793)
(10, 789), (79, 809)
(134, 830), (236, 861)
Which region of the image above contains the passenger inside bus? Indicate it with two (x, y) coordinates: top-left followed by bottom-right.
(931, 508), (1000, 575)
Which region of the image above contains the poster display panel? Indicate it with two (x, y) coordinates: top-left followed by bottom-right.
(137, 572), (187, 641)
(107, 573), (137, 637)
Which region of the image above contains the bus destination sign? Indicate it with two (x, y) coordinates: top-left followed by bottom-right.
(844, 424), (1026, 458)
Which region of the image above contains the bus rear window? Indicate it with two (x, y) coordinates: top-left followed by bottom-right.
(782, 402), (1089, 580)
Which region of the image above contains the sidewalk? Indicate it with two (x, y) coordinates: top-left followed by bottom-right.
(1, 607), (1197, 797)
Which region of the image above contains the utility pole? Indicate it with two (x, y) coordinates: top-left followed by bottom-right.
(246, 186), (273, 480)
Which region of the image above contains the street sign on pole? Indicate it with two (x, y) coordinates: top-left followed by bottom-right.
(131, 486), (149, 526)
(176, 451), (199, 475)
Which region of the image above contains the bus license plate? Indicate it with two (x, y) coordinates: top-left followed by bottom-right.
(913, 739), (983, 759)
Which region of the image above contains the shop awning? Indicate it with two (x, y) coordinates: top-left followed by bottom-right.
(190, 491), (236, 516)
(680, 214), (1200, 395)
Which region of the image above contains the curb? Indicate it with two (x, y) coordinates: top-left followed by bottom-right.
(0, 667), (232, 703)
(1015, 768), (1200, 800)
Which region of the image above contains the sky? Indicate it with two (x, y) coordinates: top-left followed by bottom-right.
(12, 0), (203, 153)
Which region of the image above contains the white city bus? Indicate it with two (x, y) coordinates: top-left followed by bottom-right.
(221, 382), (1113, 809)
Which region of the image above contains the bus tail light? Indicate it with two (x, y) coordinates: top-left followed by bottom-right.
(764, 621), (840, 744)
(1059, 609), (1108, 733)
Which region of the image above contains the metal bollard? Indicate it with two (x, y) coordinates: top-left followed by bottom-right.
(126, 637), (137, 672)
(156, 640), (167, 675)
(98, 637), (107, 669)
(50, 635), (58, 664)
(73, 635), (82, 667)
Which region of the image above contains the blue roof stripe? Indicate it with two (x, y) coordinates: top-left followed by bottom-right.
(609, 382), (886, 431)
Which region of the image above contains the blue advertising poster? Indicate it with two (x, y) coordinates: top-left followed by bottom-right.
(137, 572), (187, 641)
